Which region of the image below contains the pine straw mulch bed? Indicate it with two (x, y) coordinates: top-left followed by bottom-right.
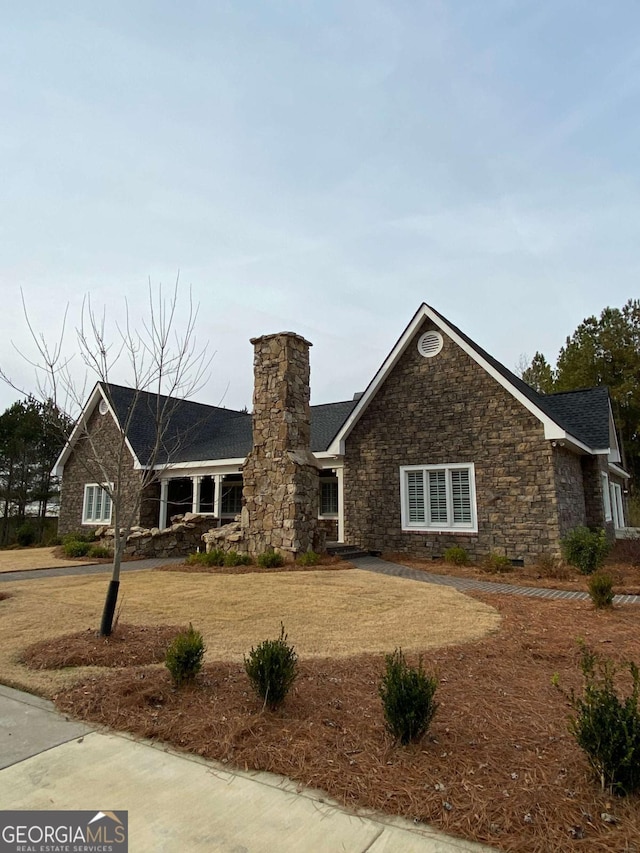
(21, 624), (187, 669)
(154, 556), (349, 575)
(386, 549), (640, 595)
(54, 593), (640, 853)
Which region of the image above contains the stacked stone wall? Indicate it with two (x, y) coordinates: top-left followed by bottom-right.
(240, 332), (323, 559)
(343, 319), (564, 564)
(553, 446), (587, 538)
(98, 513), (215, 558)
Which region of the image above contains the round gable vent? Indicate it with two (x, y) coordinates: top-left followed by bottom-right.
(98, 399), (109, 415)
(417, 331), (443, 358)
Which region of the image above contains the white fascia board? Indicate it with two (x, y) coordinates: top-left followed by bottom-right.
(328, 303), (577, 453)
(561, 436), (608, 456)
(607, 401), (622, 464)
(609, 461), (631, 480)
(54, 383), (143, 477)
(154, 457), (246, 472)
(52, 383), (102, 476)
(314, 451), (344, 468)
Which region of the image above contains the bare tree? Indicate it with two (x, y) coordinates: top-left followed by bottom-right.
(1, 278), (211, 635)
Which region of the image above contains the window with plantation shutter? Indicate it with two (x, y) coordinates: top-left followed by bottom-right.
(400, 464), (477, 533)
(407, 470), (426, 523)
(82, 484), (113, 524)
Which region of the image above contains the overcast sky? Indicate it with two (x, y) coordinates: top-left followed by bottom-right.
(2, 1), (639, 414)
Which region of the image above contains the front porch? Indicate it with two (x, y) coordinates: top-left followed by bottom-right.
(147, 467), (345, 542)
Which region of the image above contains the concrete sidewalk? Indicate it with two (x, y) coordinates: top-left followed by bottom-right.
(0, 685), (495, 853)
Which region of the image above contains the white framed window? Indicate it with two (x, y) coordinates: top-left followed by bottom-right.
(601, 473), (612, 522)
(82, 483), (113, 525)
(400, 463), (477, 533)
(319, 478), (339, 517)
(610, 481), (625, 529)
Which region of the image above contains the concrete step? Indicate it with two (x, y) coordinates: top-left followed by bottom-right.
(326, 543), (372, 560)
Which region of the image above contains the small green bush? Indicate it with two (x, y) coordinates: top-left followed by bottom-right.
(244, 623), (297, 709)
(379, 648), (438, 745)
(443, 546), (468, 566)
(257, 549), (284, 569)
(588, 572), (614, 608)
(569, 645), (640, 795)
(297, 550), (321, 567)
(562, 526), (609, 574)
(88, 544), (111, 559)
(16, 524), (36, 547)
(165, 624), (206, 688)
(223, 550), (252, 567)
(63, 539), (91, 557)
(186, 549), (225, 567)
(62, 530), (96, 545)
(484, 552), (513, 573)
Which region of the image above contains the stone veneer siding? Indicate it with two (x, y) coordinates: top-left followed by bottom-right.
(552, 446), (587, 538)
(241, 332), (323, 558)
(343, 320), (567, 564)
(58, 405), (145, 537)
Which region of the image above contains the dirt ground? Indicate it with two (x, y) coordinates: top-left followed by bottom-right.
(0, 546), (94, 573)
(386, 543), (640, 595)
(51, 592), (640, 853)
(0, 567), (499, 696)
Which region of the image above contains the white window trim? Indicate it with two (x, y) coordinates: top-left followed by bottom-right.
(400, 463), (478, 534)
(610, 481), (624, 529)
(601, 472), (612, 522)
(82, 483), (113, 525)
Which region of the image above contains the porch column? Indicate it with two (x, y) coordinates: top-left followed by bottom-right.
(336, 467), (345, 543)
(192, 475), (202, 515)
(159, 478), (169, 530)
(213, 474), (222, 526)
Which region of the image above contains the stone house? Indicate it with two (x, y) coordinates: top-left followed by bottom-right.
(55, 304), (629, 563)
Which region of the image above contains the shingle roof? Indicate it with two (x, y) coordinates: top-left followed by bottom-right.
(104, 383), (357, 466)
(427, 306), (612, 451)
(541, 387), (611, 450)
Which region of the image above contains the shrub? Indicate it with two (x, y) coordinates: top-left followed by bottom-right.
(484, 552), (513, 573)
(568, 645), (640, 795)
(63, 539), (91, 557)
(186, 549), (225, 567)
(88, 544), (111, 559)
(244, 623), (297, 709)
(379, 648), (438, 745)
(257, 549), (284, 569)
(588, 571), (614, 608)
(534, 553), (571, 579)
(562, 526), (609, 574)
(16, 524), (36, 547)
(297, 550), (321, 567)
(62, 530), (96, 545)
(165, 624), (206, 687)
(443, 546), (468, 566)
(223, 550), (252, 567)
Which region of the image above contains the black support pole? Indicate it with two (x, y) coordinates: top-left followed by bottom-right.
(99, 579), (120, 636)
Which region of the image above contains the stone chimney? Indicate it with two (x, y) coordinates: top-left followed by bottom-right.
(241, 332), (323, 559)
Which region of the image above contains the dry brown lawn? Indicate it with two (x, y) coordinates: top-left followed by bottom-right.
(0, 568), (499, 696)
(0, 546), (93, 573)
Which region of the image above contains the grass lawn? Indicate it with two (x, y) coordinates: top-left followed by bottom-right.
(3, 561), (640, 851)
(0, 566), (498, 695)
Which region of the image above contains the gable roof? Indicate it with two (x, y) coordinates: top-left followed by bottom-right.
(328, 303), (615, 456)
(54, 383), (358, 472)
